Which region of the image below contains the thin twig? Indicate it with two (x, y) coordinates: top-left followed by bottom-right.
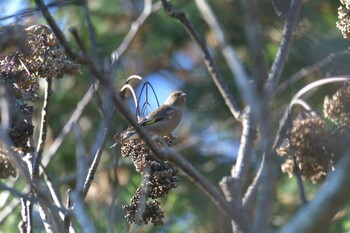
(72, 123), (88, 194)
(237, 0), (266, 89)
(292, 153), (308, 205)
(33, 77), (52, 179)
(70, 191), (97, 233)
(64, 189), (73, 232)
(20, 198), (32, 233)
(41, 166), (66, 218)
(242, 156), (264, 210)
(231, 108), (256, 188)
(34, 0), (80, 61)
(88, 76), (114, 162)
(108, 148), (120, 233)
(163, 0), (243, 121)
(0, 182), (31, 200)
(82, 0), (99, 57)
(82, 92), (115, 198)
(276, 48), (350, 95)
(37, 203), (58, 233)
(42, 82), (99, 167)
(111, 0), (159, 66)
(265, 0), (303, 97)
(290, 76), (350, 105)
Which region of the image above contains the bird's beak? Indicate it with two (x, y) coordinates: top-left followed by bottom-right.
(181, 92), (187, 97)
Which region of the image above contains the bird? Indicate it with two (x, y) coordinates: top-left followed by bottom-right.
(114, 90), (186, 144)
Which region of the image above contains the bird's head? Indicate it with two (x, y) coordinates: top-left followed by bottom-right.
(165, 91), (186, 106)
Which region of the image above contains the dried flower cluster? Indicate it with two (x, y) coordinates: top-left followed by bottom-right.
(277, 84), (350, 183)
(0, 25), (80, 178)
(277, 117), (331, 183)
(118, 134), (178, 226)
(324, 84), (350, 128)
(123, 187), (165, 226)
(336, 0), (350, 38)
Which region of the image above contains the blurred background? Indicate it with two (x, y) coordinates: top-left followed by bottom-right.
(1, 0), (350, 232)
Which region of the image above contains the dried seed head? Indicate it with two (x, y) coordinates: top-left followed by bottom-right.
(324, 84), (350, 128)
(120, 134), (178, 226)
(336, 6), (350, 38)
(277, 117), (332, 183)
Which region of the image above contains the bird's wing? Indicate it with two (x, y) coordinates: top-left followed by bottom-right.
(139, 106), (176, 126)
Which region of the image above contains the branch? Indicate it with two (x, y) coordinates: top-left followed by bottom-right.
(163, 0), (243, 120)
(70, 191), (97, 233)
(252, 1), (303, 230)
(41, 167), (65, 218)
(0, 182), (31, 200)
(34, 0), (80, 61)
(220, 109), (256, 231)
(275, 47), (350, 95)
(111, 0), (159, 65)
(280, 150), (350, 233)
(237, 0), (267, 89)
(265, 0), (303, 97)
(42, 82), (99, 167)
(231, 108), (256, 188)
(81, 0), (99, 57)
(33, 77), (52, 179)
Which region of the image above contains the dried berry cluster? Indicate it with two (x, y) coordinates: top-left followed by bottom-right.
(336, 0), (350, 38)
(324, 84), (350, 128)
(0, 25), (80, 178)
(123, 187), (165, 226)
(119, 135), (178, 226)
(277, 84), (350, 183)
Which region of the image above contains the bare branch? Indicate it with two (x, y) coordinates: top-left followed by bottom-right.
(237, 0), (267, 89)
(70, 191), (97, 233)
(111, 0), (160, 66)
(72, 123), (88, 194)
(33, 77), (52, 179)
(163, 0), (243, 120)
(81, 0), (99, 56)
(42, 82), (99, 167)
(276, 48), (350, 95)
(265, 0), (303, 97)
(280, 149), (350, 233)
(34, 0), (80, 61)
(232, 108), (256, 188)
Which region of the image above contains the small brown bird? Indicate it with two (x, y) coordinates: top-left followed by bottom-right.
(116, 91), (186, 143)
